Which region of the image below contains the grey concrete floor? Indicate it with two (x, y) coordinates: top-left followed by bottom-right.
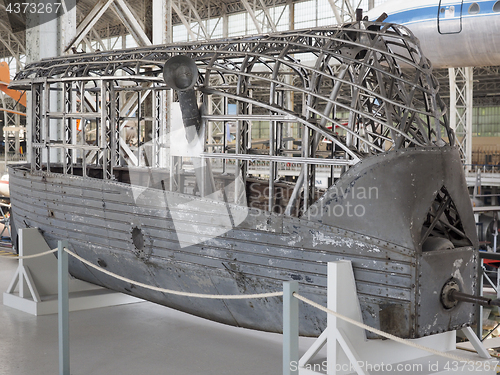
(0, 252), (320, 375)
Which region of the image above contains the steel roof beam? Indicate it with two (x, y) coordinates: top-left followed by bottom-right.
(91, 28), (108, 51)
(0, 35), (22, 68)
(327, 0), (344, 24)
(240, 0), (263, 34)
(327, 0), (360, 24)
(258, 0), (278, 32)
(82, 36), (96, 52)
(65, 0), (116, 52)
(0, 22), (25, 55)
(184, 0), (210, 39)
(112, 0), (151, 46)
(171, 1), (199, 41)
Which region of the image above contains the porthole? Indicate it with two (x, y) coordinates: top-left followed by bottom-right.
(468, 2), (480, 14)
(131, 226), (144, 250)
(494, 0), (500, 12)
(130, 225), (152, 261)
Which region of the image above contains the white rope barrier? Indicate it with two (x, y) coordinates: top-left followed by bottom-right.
(64, 248), (284, 300)
(1, 241), (494, 366)
(293, 292), (486, 365)
(0, 248), (58, 259)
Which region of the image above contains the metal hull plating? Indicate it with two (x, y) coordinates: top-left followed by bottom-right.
(9, 146), (478, 338)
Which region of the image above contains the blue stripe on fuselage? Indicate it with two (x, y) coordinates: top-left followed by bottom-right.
(380, 1), (499, 26)
(383, 5), (438, 25)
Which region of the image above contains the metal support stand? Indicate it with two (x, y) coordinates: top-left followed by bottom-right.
(283, 281), (299, 375)
(493, 212), (498, 252)
(58, 240), (70, 375)
(283, 261), (496, 375)
(0, 201), (11, 239)
(4, 228), (142, 315)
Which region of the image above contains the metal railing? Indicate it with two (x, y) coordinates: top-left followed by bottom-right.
(465, 164), (500, 174)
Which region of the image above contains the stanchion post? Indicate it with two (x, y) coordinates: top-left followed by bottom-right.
(283, 281), (299, 375)
(477, 258), (484, 339)
(58, 240), (70, 375)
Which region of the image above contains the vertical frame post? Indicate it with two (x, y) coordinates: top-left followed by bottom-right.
(153, 89), (162, 168)
(63, 81), (73, 175)
(113, 83), (121, 170)
(283, 281), (299, 375)
(32, 83), (43, 171)
(222, 96), (228, 174)
(477, 257), (484, 338)
(137, 91), (142, 167)
(302, 126), (310, 214)
(44, 80), (51, 172)
(104, 81), (113, 179)
(58, 240), (70, 375)
(269, 119), (276, 212)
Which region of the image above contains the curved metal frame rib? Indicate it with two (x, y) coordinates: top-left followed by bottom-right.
(15, 21), (451, 182)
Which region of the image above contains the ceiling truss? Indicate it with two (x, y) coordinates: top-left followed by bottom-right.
(1, 0), (500, 123)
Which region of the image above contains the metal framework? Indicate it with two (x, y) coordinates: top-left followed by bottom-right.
(2, 0), (499, 190)
(12, 21), (451, 217)
(9, 20), (487, 342)
(449, 66), (473, 166)
(0, 90), (25, 163)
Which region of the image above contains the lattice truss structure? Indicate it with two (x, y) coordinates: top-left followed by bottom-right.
(0, 0), (367, 131)
(0, 94), (24, 161)
(4, 0), (499, 173)
(448, 67), (472, 165)
(21, 72), (166, 179)
(0, 4), (26, 163)
(12, 21), (451, 212)
(0, 98), (21, 160)
(170, 0), (362, 39)
(0, 20), (25, 65)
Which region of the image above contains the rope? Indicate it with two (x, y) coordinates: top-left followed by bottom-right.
(293, 292), (486, 365)
(64, 248), (283, 300)
(0, 243), (492, 365)
(0, 248), (58, 259)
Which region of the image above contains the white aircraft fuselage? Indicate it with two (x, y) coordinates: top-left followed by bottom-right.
(367, 0), (500, 68)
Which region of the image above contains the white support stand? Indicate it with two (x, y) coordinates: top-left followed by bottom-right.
(3, 228), (143, 315)
(298, 261), (496, 375)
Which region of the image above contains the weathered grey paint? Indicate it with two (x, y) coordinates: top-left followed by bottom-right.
(9, 21), (478, 339)
(9, 146), (477, 338)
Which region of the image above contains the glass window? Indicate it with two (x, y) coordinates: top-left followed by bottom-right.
(472, 106), (500, 136)
(173, 25), (188, 43)
(494, 0), (500, 12)
(468, 2), (480, 14)
(126, 34), (138, 47)
(274, 5), (289, 31)
(228, 13), (246, 37)
(207, 18), (223, 39)
(294, 0), (317, 29)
